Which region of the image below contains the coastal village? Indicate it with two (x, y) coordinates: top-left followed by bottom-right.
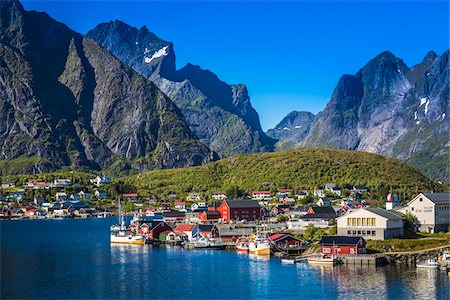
(1, 174), (449, 268)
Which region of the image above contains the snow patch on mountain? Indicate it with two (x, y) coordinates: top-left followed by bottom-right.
(144, 45), (169, 63)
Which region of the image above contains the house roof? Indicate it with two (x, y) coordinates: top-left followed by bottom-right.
(365, 208), (404, 220)
(267, 233), (285, 241)
(320, 236), (365, 246)
(163, 211), (186, 217)
(139, 220), (172, 230)
(199, 224), (215, 232)
(123, 193), (138, 197)
(308, 206), (336, 215)
(175, 223), (196, 232)
(252, 191), (271, 194)
(421, 193), (450, 205)
(223, 200), (260, 208)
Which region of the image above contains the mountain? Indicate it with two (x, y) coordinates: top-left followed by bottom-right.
(273, 51), (448, 180)
(266, 111), (315, 149)
(0, 0), (216, 175)
(86, 21), (276, 157)
(123, 148), (444, 201)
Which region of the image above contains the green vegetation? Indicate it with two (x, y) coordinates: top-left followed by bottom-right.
(0, 156), (41, 175)
(367, 238), (450, 253)
(123, 148), (446, 202)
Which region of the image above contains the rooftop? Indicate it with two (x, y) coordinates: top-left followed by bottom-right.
(421, 193), (450, 205)
(224, 200), (260, 208)
(320, 236), (365, 246)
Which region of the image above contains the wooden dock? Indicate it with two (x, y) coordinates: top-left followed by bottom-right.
(341, 255), (388, 267)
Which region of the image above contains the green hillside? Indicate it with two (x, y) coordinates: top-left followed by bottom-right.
(123, 148), (445, 201)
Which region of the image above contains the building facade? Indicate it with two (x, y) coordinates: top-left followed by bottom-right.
(320, 236), (366, 255)
(219, 200), (261, 222)
(337, 208), (404, 240)
(397, 193), (450, 233)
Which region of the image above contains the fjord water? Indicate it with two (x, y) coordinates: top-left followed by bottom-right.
(1, 219), (449, 299)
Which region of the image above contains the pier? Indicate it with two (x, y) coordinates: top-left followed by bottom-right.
(341, 255), (388, 267)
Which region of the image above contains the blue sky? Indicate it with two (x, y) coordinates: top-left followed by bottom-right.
(22, 0), (449, 130)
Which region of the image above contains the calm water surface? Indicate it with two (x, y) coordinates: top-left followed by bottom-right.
(1, 219), (449, 299)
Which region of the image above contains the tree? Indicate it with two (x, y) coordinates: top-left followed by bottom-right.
(123, 200), (135, 212)
(404, 212), (419, 232)
(276, 214), (287, 223)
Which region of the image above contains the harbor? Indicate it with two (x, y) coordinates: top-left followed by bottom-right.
(2, 218), (450, 299)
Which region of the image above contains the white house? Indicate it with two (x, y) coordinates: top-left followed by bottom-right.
(212, 192), (227, 201)
(54, 179), (71, 187)
(314, 189), (325, 198)
(252, 191), (272, 200)
(397, 193), (450, 233)
(325, 183), (336, 190)
(95, 190), (107, 199)
(90, 175), (112, 186)
(317, 197), (331, 207)
(331, 187), (342, 197)
(385, 192), (400, 210)
(337, 208), (404, 240)
(186, 193), (201, 202)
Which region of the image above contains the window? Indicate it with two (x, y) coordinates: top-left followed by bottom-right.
(350, 248), (355, 254)
(372, 231), (376, 236)
(357, 218), (361, 226)
(362, 218), (366, 226)
(357, 230), (361, 235)
(419, 198), (423, 202)
(347, 218), (351, 227)
(322, 248), (331, 253)
(348, 230), (352, 235)
(371, 218), (376, 226)
(362, 230), (366, 235)
(352, 230), (356, 235)
(411, 207), (414, 211)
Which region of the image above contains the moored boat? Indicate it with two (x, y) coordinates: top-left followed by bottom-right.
(281, 258), (296, 264)
(416, 258), (440, 269)
(188, 237), (225, 250)
(249, 234), (271, 255)
(236, 237), (249, 253)
(307, 255), (340, 265)
(110, 200), (145, 245)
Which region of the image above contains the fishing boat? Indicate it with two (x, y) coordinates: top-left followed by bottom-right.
(236, 237), (249, 253)
(438, 250), (450, 262)
(307, 255), (340, 265)
(110, 201), (145, 245)
(416, 258), (440, 269)
(249, 234), (271, 255)
(281, 258), (296, 264)
(188, 237), (225, 250)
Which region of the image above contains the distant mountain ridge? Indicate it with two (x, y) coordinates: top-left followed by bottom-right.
(86, 21), (276, 157)
(0, 0), (216, 175)
(266, 111), (315, 150)
(269, 50), (449, 179)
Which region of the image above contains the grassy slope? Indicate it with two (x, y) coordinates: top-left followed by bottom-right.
(123, 147), (445, 200)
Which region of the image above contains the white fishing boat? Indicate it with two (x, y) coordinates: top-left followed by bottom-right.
(281, 258), (296, 264)
(189, 237), (225, 249)
(307, 255), (340, 265)
(110, 200), (145, 245)
(249, 234), (271, 256)
(236, 237), (249, 253)
(416, 258), (440, 269)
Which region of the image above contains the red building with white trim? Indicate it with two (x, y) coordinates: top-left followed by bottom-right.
(219, 200), (261, 222)
(320, 236), (366, 255)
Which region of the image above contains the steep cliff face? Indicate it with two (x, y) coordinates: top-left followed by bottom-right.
(0, 0), (215, 175)
(87, 21), (276, 157)
(301, 51), (449, 179)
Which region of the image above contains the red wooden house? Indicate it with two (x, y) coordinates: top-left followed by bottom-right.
(131, 220), (173, 241)
(198, 210), (221, 224)
(219, 200), (261, 222)
(267, 233), (303, 254)
(320, 236), (366, 255)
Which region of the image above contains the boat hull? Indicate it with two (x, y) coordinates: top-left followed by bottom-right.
(110, 235), (145, 245)
(249, 247), (271, 255)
